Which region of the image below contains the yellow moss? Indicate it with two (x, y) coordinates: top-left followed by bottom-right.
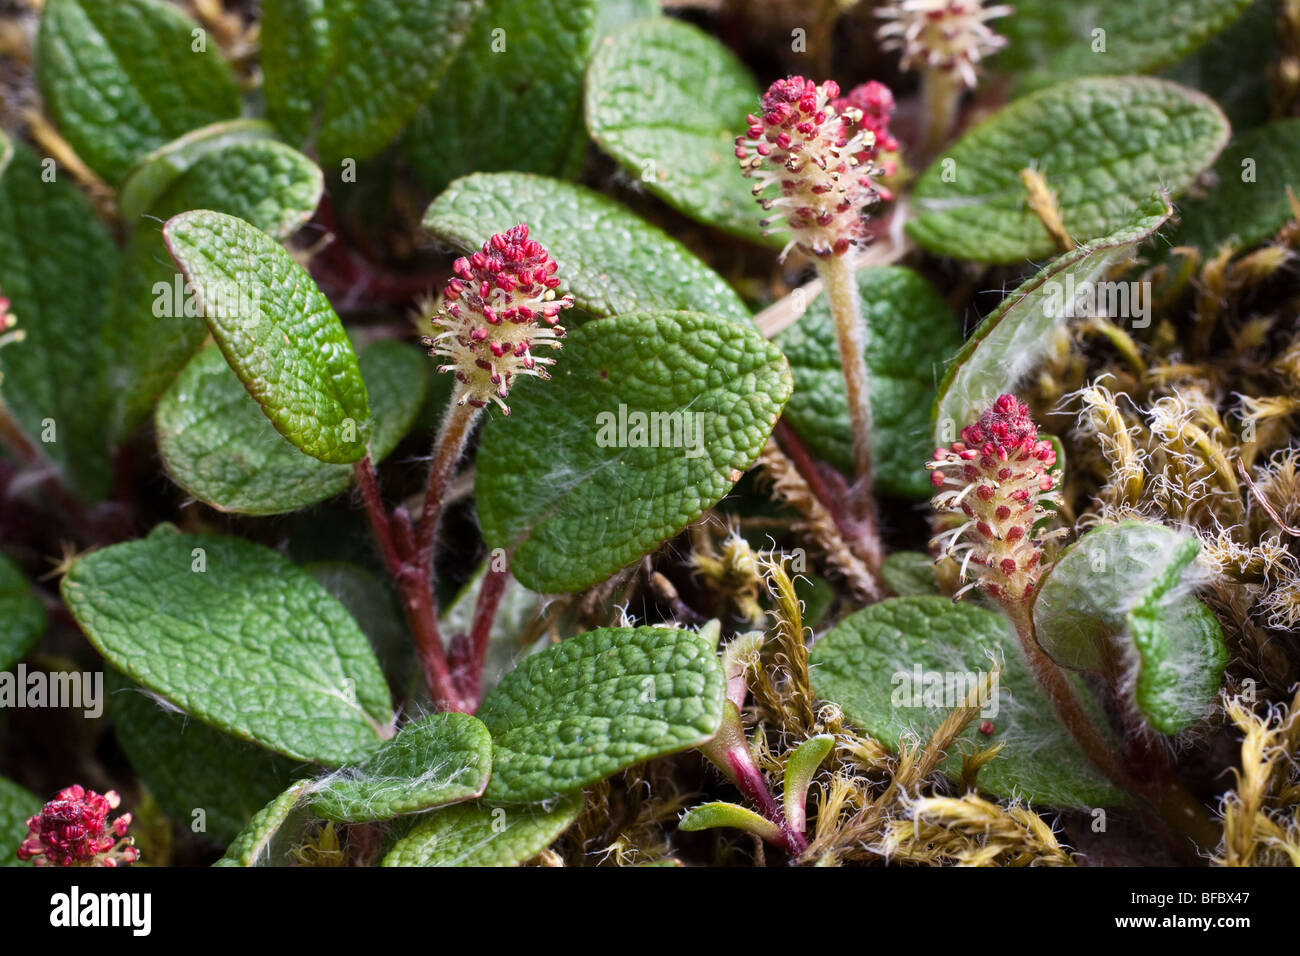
(1217, 689), (1300, 867)
(882, 792), (1074, 866)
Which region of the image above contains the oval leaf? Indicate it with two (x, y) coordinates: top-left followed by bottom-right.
(809, 596), (1125, 808)
(477, 627), (727, 803)
(932, 194), (1172, 444)
(585, 17), (774, 245)
(777, 267), (963, 497)
(998, 0), (1253, 91)
(36, 0), (242, 184)
(163, 210), (370, 464)
(62, 529), (394, 764)
(1032, 521), (1227, 734)
(382, 794), (581, 867)
(157, 339), (427, 515)
(317, 0), (483, 163)
(908, 77), (1228, 263)
(117, 119), (282, 224)
(307, 562), (413, 692)
(475, 311), (791, 593)
(423, 173), (750, 322)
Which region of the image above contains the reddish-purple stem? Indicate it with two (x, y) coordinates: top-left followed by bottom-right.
(352, 458), (466, 712)
(460, 564), (510, 708)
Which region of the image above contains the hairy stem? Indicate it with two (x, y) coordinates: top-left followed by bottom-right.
(818, 255), (880, 532)
(416, 399), (480, 576)
(920, 68), (963, 159)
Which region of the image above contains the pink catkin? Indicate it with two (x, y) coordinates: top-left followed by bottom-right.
(17, 785), (139, 867)
(928, 394), (1059, 602)
(736, 76), (888, 258)
(425, 223), (573, 414)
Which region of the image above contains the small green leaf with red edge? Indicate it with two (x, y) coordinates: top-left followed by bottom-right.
(679, 802), (781, 842)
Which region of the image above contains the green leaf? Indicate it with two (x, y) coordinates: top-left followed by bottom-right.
(317, 0), (484, 163)
(0, 134), (118, 499)
(309, 713), (491, 822)
(777, 267), (963, 497)
(1168, 119), (1300, 253)
(997, 0), (1252, 91)
(679, 801), (781, 842)
(0, 776), (40, 868)
(405, 0), (597, 197)
(1033, 521), (1227, 734)
(783, 734), (834, 830)
(260, 0), (357, 144)
(423, 173), (750, 322)
(477, 626), (727, 803)
(1162, 0), (1278, 132)
(932, 195), (1172, 445)
(0, 554), (47, 672)
(36, 0), (242, 184)
(162, 210), (371, 464)
(156, 339), (427, 515)
(809, 596), (1124, 807)
(475, 311), (791, 593)
(214, 780), (313, 866)
(908, 77), (1228, 263)
(382, 793), (581, 866)
(62, 529), (394, 764)
(584, 17), (775, 245)
(107, 134), (324, 441)
(881, 551), (939, 598)
(117, 120), (281, 224)
(108, 672), (298, 845)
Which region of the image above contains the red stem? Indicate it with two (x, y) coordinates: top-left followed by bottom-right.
(352, 457), (466, 712)
(352, 458), (403, 579)
(415, 402), (478, 578)
(0, 401), (94, 535)
(460, 564), (510, 708)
